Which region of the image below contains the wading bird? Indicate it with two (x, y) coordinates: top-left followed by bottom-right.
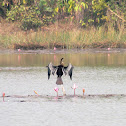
(47, 58), (74, 95)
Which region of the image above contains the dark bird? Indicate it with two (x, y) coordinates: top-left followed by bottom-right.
(47, 58), (74, 85)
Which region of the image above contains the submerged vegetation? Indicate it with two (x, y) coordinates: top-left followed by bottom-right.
(0, 0), (126, 49)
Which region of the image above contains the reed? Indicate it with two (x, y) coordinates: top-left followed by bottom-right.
(0, 23), (126, 49)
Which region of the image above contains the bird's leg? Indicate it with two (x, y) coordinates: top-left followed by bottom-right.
(61, 85), (66, 96)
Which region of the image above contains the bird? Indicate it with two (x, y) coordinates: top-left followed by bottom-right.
(47, 58), (73, 83)
(71, 84), (78, 96)
(47, 58), (74, 95)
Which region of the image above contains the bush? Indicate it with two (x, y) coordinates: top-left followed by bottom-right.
(7, 5), (42, 30)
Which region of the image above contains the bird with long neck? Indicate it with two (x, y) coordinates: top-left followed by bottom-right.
(56, 58), (66, 95)
(60, 58), (64, 65)
(47, 58), (74, 95)
(56, 58), (64, 81)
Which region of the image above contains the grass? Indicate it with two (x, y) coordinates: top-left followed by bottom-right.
(0, 21), (126, 49)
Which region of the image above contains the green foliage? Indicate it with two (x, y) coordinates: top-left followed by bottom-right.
(39, 0), (54, 25)
(2, 0), (125, 31)
(21, 6), (42, 30)
(68, 0), (75, 14)
(39, 0), (53, 15)
(79, 20), (86, 26)
(0, 0), (12, 17)
(7, 5), (25, 21)
(92, 0), (107, 12)
(7, 5), (42, 30)
(91, 0), (107, 26)
(105, 0), (126, 32)
(74, 1), (88, 12)
(42, 15), (54, 25)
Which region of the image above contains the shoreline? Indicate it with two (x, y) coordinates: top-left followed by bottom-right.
(1, 48), (126, 54)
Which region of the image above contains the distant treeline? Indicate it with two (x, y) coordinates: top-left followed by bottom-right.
(0, 0), (126, 31)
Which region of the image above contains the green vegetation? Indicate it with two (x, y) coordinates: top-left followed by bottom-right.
(0, 0), (126, 49)
(0, 24), (126, 49)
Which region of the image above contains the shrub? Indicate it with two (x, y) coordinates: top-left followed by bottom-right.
(7, 5), (42, 30)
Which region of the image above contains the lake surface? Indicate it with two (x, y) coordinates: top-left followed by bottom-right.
(0, 49), (126, 126)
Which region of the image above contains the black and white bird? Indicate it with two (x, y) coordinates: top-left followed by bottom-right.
(47, 58), (74, 85)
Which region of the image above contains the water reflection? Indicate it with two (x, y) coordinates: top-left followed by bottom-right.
(0, 51), (126, 67)
(1, 50), (126, 126)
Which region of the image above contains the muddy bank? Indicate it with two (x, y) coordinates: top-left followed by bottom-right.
(13, 41), (126, 50)
(1, 48), (126, 54)
(1, 94), (126, 102)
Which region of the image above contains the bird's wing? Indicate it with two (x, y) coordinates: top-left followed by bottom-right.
(47, 62), (57, 79)
(64, 63), (74, 80)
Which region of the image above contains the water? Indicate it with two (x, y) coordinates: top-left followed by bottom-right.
(0, 49), (126, 126)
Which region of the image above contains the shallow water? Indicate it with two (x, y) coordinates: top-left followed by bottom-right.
(0, 49), (126, 126)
